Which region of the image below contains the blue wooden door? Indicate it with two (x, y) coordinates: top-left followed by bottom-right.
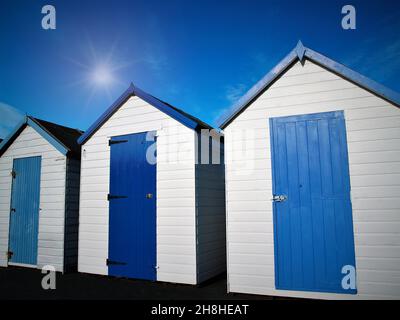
(108, 132), (157, 280)
(270, 111), (356, 294)
(8, 156), (41, 265)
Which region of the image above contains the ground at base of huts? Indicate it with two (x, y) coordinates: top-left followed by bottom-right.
(0, 266), (280, 300)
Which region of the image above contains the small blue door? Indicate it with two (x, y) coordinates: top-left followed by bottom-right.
(8, 156), (41, 265)
(270, 111), (356, 294)
(108, 132), (157, 280)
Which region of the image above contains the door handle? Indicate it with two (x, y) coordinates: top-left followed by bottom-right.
(146, 193), (153, 199)
(10, 208), (16, 213)
(271, 195), (287, 202)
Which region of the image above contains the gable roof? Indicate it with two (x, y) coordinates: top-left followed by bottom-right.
(0, 116), (83, 158)
(78, 84), (213, 145)
(218, 41), (400, 128)
(32, 118), (83, 157)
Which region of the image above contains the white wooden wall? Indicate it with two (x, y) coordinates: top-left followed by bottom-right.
(0, 126), (66, 272)
(78, 96), (198, 284)
(224, 60), (400, 299)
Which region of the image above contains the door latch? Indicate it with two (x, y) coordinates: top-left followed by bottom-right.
(106, 259), (127, 266)
(146, 193), (153, 199)
(11, 170), (16, 179)
(108, 139), (128, 146)
(107, 194), (127, 201)
(10, 208), (16, 213)
(271, 195), (287, 202)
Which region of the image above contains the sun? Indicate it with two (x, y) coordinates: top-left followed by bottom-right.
(64, 37), (131, 107)
(91, 65), (113, 86)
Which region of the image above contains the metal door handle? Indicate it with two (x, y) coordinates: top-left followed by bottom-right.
(146, 193), (153, 199)
(271, 195), (287, 202)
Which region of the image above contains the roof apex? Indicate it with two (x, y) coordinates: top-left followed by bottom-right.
(295, 40), (306, 61)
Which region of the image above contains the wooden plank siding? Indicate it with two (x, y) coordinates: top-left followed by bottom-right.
(196, 133), (226, 282)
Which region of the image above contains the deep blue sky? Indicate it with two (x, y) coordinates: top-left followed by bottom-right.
(0, 0), (399, 137)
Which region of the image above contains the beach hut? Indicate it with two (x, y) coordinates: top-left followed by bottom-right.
(0, 116), (82, 272)
(219, 42), (400, 299)
(77, 84), (226, 284)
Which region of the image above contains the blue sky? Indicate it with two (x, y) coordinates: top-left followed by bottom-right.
(0, 0), (399, 137)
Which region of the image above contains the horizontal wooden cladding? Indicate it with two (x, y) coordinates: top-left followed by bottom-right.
(224, 60), (400, 299)
(356, 246), (400, 258)
(78, 263), (107, 276)
(350, 162), (400, 175)
(347, 127), (400, 142)
(226, 190), (272, 202)
(351, 174), (400, 187)
(266, 78), (355, 99)
(79, 189), (197, 202)
(229, 252), (274, 266)
(348, 151), (400, 164)
(249, 84), (372, 110)
(229, 263), (275, 277)
(229, 221), (272, 233)
(348, 138), (400, 153)
(229, 113), (400, 132)
(226, 170), (271, 181)
(157, 216), (195, 227)
(85, 130), (192, 148)
(354, 209), (400, 222)
(354, 221), (400, 233)
(158, 253), (196, 265)
(157, 272), (196, 285)
(353, 187), (400, 201)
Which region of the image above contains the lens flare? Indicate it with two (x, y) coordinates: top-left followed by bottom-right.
(64, 36), (131, 108)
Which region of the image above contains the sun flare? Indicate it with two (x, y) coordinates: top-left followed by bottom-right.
(91, 65), (113, 86)
(64, 37), (131, 107)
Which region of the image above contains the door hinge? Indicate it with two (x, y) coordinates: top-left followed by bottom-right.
(107, 194), (128, 201)
(109, 139), (128, 146)
(11, 170), (16, 179)
(6, 251), (13, 260)
(106, 259), (127, 266)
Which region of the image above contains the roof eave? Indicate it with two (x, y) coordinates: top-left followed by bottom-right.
(0, 116), (70, 157)
(305, 48), (400, 108)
